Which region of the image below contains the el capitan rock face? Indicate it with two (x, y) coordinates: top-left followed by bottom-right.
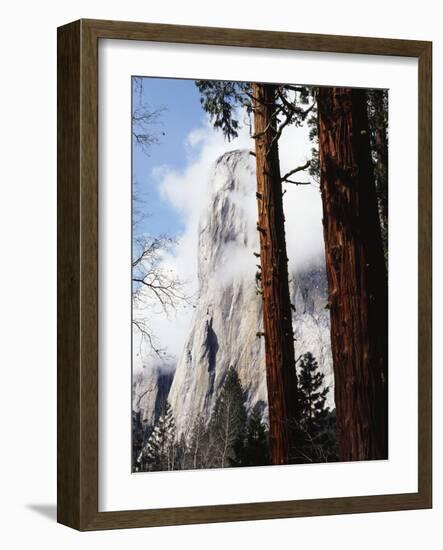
(133, 150), (334, 434)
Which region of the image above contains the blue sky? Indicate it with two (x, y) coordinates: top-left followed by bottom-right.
(131, 76), (253, 368)
(131, 76), (323, 371)
(132, 77), (205, 239)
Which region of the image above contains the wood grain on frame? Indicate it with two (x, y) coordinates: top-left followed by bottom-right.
(57, 19), (432, 530)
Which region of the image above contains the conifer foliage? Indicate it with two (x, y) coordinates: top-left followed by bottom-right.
(133, 355), (335, 471)
(292, 352), (336, 463)
(132, 410), (145, 471)
(208, 367), (247, 468)
(137, 400), (176, 471)
(240, 403), (269, 467)
(195, 80), (316, 465)
(297, 352), (329, 427)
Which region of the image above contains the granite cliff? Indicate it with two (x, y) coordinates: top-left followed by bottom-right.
(133, 150), (334, 434)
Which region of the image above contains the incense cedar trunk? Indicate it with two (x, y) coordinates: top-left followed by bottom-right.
(317, 87), (388, 461)
(252, 83), (298, 465)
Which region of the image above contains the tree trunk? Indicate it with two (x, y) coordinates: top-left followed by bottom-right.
(252, 83), (298, 465)
(371, 90), (389, 263)
(371, 90), (389, 230)
(317, 87), (388, 461)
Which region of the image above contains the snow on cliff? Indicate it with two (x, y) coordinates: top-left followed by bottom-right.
(134, 150), (334, 434)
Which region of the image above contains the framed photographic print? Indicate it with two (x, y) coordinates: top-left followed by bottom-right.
(57, 19), (432, 530)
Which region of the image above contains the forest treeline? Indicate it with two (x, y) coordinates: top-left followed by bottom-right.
(133, 353), (336, 472)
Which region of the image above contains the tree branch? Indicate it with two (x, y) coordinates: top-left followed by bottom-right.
(281, 160), (311, 183)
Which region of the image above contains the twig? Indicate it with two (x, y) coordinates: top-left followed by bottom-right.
(281, 160), (311, 183)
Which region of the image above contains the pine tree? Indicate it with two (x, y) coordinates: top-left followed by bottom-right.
(297, 352), (329, 430)
(292, 352), (336, 463)
(208, 367), (247, 468)
(132, 410), (146, 472)
(196, 81), (315, 464)
(137, 400), (176, 471)
(239, 403), (270, 467)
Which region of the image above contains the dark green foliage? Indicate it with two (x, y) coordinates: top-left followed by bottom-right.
(195, 80), (252, 141)
(291, 352), (337, 463)
(137, 400), (176, 471)
(308, 146), (320, 181)
(132, 410), (146, 472)
(152, 369), (269, 471)
(303, 88), (321, 182)
(207, 366), (247, 468)
(298, 352), (329, 427)
(366, 89), (389, 264)
(195, 80), (317, 145)
(313, 409), (337, 461)
(238, 402), (269, 467)
(132, 356), (336, 470)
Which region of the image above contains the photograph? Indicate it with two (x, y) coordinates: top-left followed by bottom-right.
(131, 77), (389, 472)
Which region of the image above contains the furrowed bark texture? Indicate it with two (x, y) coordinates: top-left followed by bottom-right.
(252, 83), (298, 465)
(318, 87), (388, 461)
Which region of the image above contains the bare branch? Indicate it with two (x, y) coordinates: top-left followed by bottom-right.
(132, 77), (166, 155)
(281, 160), (311, 183)
(132, 318), (166, 359)
(132, 234), (194, 357)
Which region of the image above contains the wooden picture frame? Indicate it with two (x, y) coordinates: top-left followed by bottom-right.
(57, 18), (432, 530)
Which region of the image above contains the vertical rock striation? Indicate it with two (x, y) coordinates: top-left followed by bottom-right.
(134, 150), (334, 436)
(169, 150), (334, 434)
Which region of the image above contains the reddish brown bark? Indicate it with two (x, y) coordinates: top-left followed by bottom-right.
(317, 87), (388, 461)
(252, 83), (298, 465)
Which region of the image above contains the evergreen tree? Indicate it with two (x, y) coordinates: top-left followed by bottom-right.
(292, 352), (336, 463)
(367, 88), (389, 263)
(239, 403), (270, 467)
(208, 367), (247, 468)
(297, 352), (329, 429)
(137, 400), (176, 471)
(196, 81), (315, 465)
(132, 410), (146, 472)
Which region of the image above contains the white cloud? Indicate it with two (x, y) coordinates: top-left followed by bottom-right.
(133, 118), (252, 372)
(278, 123), (326, 272)
(134, 113), (326, 372)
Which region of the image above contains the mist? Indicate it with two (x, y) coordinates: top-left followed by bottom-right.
(133, 114), (326, 373)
